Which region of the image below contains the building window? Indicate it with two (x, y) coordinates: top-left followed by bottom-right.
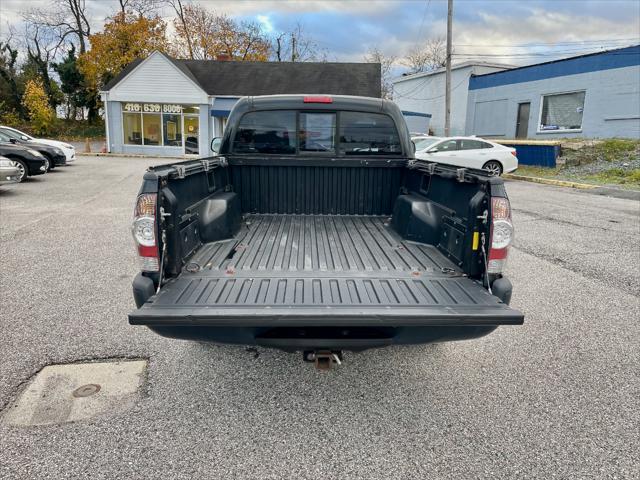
(123, 113), (142, 145)
(163, 114), (182, 147)
(142, 113), (161, 145)
(121, 103), (199, 148)
(539, 91), (585, 132)
(184, 116), (199, 154)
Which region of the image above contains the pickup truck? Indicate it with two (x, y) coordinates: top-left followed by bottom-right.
(129, 95), (523, 366)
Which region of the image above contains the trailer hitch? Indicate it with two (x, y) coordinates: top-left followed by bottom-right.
(303, 350), (343, 370)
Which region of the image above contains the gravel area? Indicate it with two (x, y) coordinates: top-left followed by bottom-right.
(561, 156), (640, 176)
(0, 158), (639, 479)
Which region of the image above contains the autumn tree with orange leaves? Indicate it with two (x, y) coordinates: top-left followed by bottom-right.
(78, 12), (168, 91)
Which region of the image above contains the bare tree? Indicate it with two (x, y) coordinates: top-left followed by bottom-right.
(117, 0), (163, 17)
(230, 19), (271, 61)
(167, 0), (196, 59)
(364, 47), (396, 99)
(24, 0), (91, 54)
(22, 21), (65, 107)
(401, 36), (448, 74)
(272, 23), (327, 62)
(169, 4), (269, 61)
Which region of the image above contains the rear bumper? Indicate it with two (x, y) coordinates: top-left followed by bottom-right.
(147, 324), (499, 352)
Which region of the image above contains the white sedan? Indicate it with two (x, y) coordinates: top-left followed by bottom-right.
(413, 136), (518, 176)
(0, 126), (76, 163)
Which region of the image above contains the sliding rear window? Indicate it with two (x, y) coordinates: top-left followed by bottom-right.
(339, 112), (402, 155)
(232, 109), (402, 155)
(232, 110), (296, 154)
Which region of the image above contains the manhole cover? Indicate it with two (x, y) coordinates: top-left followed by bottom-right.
(72, 384), (101, 398)
(1, 359), (147, 426)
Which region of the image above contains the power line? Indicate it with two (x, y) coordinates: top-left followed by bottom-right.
(453, 51), (639, 58)
(414, 0), (432, 49)
(454, 38), (639, 48)
(394, 73), (470, 101)
(454, 43), (638, 55)
(453, 46), (639, 58)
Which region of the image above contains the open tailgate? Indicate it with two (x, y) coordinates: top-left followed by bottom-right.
(129, 273), (524, 327)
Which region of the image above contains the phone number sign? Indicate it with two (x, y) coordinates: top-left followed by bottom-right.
(123, 103), (183, 113)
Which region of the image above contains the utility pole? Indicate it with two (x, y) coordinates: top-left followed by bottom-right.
(444, 0), (453, 136)
(291, 33), (297, 62)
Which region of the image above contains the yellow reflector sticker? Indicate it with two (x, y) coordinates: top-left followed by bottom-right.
(472, 231), (479, 250)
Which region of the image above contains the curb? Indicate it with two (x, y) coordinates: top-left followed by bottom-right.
(503, 173), (596, 190)
(76, 152), (191, 160)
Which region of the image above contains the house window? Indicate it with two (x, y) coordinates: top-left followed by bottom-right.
(123, 112), (142, 145)
(142, 113), (161, 145)
(184, 116), (200, 154)
(121, 103), (199, 148)
(163, 114), (182, 147)
(539, 91), (585, 132)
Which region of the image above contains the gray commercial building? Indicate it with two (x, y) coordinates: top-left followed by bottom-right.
(465, 45), (640, 139)
(392, 61), (514, 136)
(100, 51), (381, 157)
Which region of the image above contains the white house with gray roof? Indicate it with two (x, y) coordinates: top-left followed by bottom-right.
(100, 51), (381, 157)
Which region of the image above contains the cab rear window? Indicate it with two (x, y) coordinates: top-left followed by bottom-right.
(338, 112), (401, 155)
(232, 111), (296, 154)
(232, 110), (402, 155)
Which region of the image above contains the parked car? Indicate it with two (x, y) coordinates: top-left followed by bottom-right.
(0, 130), (65, 171)
(0, 155), (21, 185)
(0, 126), (75, 163)
(0, 142), (48, 182)
(413, 136), (518, 176)
(129, 94), (523, 367)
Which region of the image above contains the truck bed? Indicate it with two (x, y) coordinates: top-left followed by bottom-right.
(130, 215), (522, 326)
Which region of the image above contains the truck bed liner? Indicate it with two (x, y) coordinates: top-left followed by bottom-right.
(130, 215), (523, 326)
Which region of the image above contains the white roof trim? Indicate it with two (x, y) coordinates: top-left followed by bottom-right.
(392, 61), (515, 84)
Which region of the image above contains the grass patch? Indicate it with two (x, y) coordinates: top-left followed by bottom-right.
(5, 120), (105, 142)
(513, 166), (560, 178)
(53, 120), (105, 141)
(512, 165), (640, 190)
(594, 139), (640, 162)
(585, 168), (640, 186)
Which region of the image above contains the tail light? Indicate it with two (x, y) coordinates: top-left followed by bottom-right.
(510, 150), (517, 157)
(132, 193), (159, 272)
(487, 197), (513, 274)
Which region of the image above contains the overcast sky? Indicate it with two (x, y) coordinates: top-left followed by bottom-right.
(1, 0), (639, 68)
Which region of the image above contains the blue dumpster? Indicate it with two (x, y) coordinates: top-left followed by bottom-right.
(495, 140), (561, 168)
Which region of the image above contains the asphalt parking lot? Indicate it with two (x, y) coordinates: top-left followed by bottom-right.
(1, 156), (639, 479)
